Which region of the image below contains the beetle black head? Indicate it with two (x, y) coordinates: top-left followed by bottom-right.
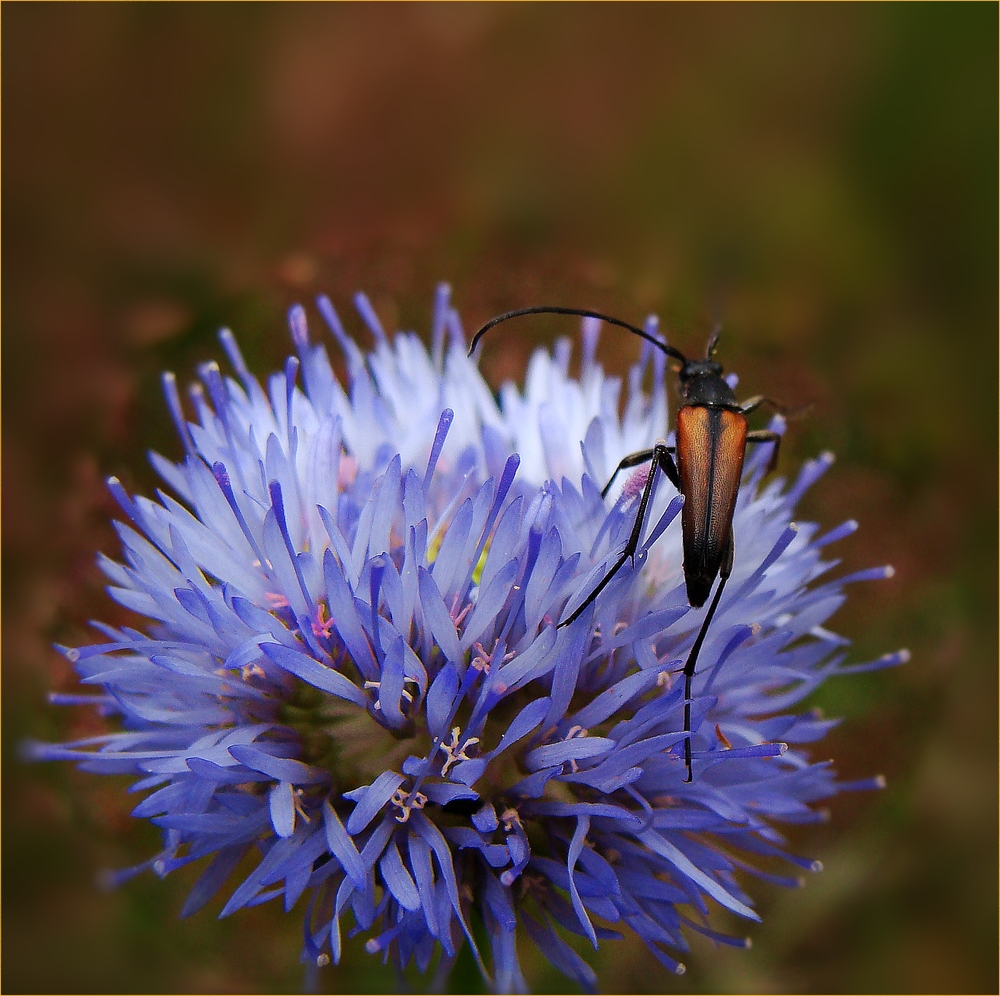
(676, 325), (725, 380)
(679, 358), (724, 382)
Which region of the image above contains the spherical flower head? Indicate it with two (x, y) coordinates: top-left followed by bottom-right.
(30, 285), (906, 992)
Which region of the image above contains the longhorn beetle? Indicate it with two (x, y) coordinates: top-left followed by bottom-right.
(470, 306), (795, 782)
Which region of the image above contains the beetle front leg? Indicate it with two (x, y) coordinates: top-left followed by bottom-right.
(601, 442), (680, 497)
(747, 428), (781, 473)
(601, 447), (653, 498)
(561, 441), (673, 628)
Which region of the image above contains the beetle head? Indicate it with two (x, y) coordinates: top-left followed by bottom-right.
(679, 359), (724, 382)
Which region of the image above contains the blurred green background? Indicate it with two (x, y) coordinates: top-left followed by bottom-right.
(3, 4), (996, 993)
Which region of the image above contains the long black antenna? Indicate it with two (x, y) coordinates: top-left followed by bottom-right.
(468, 306), (688, 364)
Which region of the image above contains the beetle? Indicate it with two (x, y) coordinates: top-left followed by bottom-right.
(470, 306), (793, 781)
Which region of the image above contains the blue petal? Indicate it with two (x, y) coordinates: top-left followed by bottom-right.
(523, 527), (563, 629)
(568, 668), (663, 729)
(493, 625), (557, 691)
(428, 498), (474, 599)
(425, 662), (460, 739)
(269, 781), (296, 838)
(566, 816), (597, 948)
(480, 696), (550, 762)
(345, 771), (405, 835)
(636, 829), (761, 921)
(321, 800), (367, 888)
(184, 757), (274, 784)
(379, 837), (422, 911)
(523, 737), (614, 771)
(180, 844), (248, 918)
(375, 635), (407, 728)
(421, 782), (479, 806)
(219, 832), (305, 917)
(460, 559), (517, 650)
(228, 745), (329, 784)
(521, 912), (597, 992)
(259, 643), (367, 707)
(442, 826), (509, 868)
(471, 802), (499, 833)
(322, 549), (378, 678)
(406, 831), (439, 937)
(417, 567), (462, 663)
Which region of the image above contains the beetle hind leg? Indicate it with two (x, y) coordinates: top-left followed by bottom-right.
(682, 535), (734, 782)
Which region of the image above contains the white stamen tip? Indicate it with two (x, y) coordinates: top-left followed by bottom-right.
(810, 860), (824, 873)
(897, 648), (911, 663)
(883, 565), (895, 577)
(874, 774), (887, 789)
(316, 954), (330, 967)
(675, 963), (687, 976)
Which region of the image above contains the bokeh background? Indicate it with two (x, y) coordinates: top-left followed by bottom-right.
(3, 4), (996, 993)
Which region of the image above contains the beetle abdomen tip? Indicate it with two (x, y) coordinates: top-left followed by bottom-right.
(686, 576), (712, 608)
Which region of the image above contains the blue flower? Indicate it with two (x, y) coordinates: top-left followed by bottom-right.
(29, 285), (905, 991)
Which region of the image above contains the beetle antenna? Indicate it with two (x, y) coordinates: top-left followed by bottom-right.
(468, 306), (688, 364)
(705, 324), (722, 360)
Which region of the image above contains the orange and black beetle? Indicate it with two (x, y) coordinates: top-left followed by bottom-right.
(470, 307), (791, 781)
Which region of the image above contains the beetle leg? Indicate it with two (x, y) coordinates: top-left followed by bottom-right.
(600, 447), (655, 499)
(747, 428), (781, 473)
(560, 441), (672, 628)
(655, 445), (681, 490)
(740, 394), (788, 415)
(682, 535), (734, 782)
(742, 395), (813, 420)
(601, 443), (680, 498)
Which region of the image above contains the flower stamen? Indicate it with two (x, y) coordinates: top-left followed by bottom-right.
(390, 786), (428, 824)
(449, 596), (473, 629)
(293, 788), (312, 824)
(311, 601), (336, 639)
(501, 807), (523, 832)
(440, 726), (480, 776)
(363, 677), (419, 712)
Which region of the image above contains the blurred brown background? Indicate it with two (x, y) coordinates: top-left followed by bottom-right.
(3, 4), (996, 994)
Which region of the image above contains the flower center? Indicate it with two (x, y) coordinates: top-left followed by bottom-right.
(278, 678), (430, 788)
